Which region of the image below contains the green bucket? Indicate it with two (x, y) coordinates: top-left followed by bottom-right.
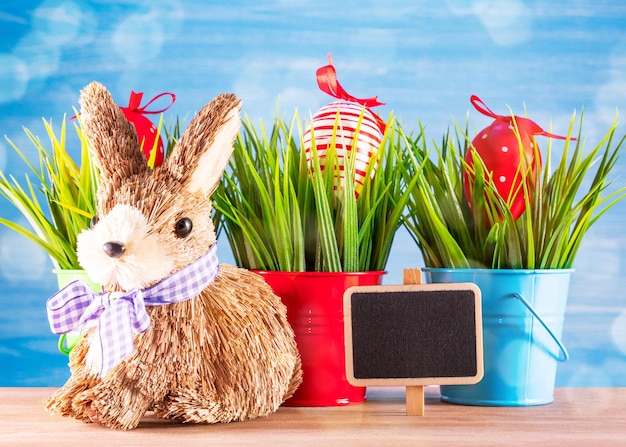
(52, 269), (101, 355)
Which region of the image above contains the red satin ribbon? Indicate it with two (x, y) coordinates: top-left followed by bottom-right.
(70, 91), (176, 121)
(470, 95), (574, 141)
(126, 91), (176, 115)
(316, 65), (385, 108)
(316, 55), (386, 133)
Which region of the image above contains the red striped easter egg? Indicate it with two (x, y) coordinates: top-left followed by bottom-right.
(303, 100), (383, 196)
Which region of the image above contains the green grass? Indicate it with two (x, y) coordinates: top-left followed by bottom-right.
(5, 104), (622, 275)
(401, 111), (626, 269)
(213, 111), (416, 272)
(0, 117), (98, 270)
(0, 114), (172, 271)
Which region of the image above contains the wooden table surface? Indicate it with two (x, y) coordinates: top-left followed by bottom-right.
(1, 386), (624, 446)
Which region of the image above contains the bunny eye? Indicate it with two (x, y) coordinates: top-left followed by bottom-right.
(175, 218), (193, 238)
(90, 215), (100, 228)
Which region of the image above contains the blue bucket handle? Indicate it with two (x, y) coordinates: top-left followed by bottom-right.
(511, 293), (569, 362)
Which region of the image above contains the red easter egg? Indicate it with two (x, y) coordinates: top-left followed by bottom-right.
(463, 95), (572, 221)
(120, 108), (164, 167)
(118, 91), (176, 168)
(303, 100), (383, 195)
(464, 118), (541, 220)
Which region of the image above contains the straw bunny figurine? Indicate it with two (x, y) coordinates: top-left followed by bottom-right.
(45, 81), (302, 430)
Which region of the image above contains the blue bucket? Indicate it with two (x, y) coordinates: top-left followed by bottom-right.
(422, 268), (571, 406)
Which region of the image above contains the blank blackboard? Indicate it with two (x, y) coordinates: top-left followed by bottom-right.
(344, 283), (483, 386)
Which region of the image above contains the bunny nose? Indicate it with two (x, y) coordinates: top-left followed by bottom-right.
(103, 241), (125, 258)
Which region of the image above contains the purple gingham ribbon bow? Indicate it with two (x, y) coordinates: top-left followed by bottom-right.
(46, 244), (220, 376)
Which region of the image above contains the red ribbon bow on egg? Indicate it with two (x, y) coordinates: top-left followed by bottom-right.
(315, 55), (386, 134)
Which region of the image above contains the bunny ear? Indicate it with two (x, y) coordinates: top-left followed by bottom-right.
(79, 82), (149, 183)
(164, 93), (241, 196)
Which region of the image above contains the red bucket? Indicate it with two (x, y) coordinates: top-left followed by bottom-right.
(254, 270), (385, 406)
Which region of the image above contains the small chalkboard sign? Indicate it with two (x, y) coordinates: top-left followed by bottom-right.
(343, 269), (483, 415)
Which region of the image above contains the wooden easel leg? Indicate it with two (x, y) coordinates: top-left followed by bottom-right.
(403, 268), (422, 286)
(403, 269), (425, 416)
(406, 385), (425, 416)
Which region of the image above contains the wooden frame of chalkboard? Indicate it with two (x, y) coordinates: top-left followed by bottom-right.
(343, 283), (483, 387)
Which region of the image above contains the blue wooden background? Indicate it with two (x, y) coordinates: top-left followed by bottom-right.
(1, 0), (625, 386)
